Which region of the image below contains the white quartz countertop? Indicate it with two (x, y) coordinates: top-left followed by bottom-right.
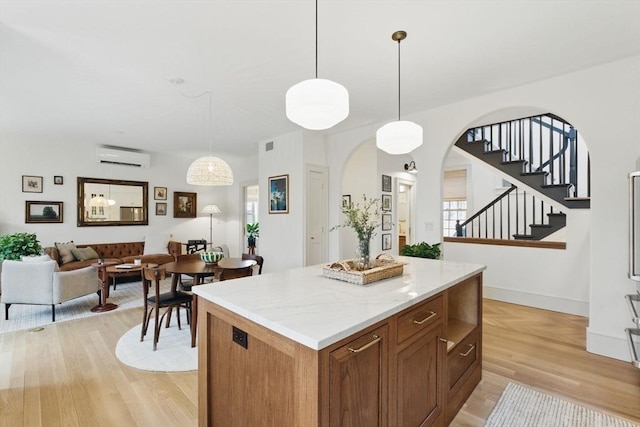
(193, 257), (485, 350)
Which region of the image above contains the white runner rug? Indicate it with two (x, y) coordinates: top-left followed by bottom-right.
(0, 278), (171, 334)
(485, 382), (640, 427)
(115, 310), (197, 372)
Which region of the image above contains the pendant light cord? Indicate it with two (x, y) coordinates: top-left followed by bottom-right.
(172, 81), (213, 157)
(397, 37), (402, 121)
(315, 0), (318, 79)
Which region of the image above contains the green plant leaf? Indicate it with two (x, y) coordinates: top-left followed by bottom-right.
(399, 241), (441, 259)
(0, 232), (43, 261)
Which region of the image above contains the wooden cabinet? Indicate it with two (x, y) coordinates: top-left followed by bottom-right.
(197, 273), (482, 427)
(396, 322), (444, 427)
(445, 274), (482, 425)
(329, 325), (389, 426)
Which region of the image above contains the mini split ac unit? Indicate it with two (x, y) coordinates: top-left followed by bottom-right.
(96, 147), (150, 168)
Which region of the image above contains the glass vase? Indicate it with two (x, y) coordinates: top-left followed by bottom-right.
(356, 237), (371, 270)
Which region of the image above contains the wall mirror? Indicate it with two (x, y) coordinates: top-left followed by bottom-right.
(77, 177), (148, 226)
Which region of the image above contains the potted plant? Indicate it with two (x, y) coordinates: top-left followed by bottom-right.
(246, 223), (259, 248)
(399, 241), (441, 259)
(331, 195), (380, 269)
(0, 232), (43, 261)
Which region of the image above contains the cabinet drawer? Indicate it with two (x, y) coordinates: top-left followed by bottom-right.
(448, 329), (479, 390)
(397, 295), (443, 343)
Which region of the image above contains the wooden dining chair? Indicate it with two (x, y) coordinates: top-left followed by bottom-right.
(140, 266), (193, 351)
(241, 253), (264, 275)
(214, 266), (254, 281)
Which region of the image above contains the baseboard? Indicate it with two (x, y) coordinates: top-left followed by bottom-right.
(484, 285), (589, 316)
(586, 327), (633, 363)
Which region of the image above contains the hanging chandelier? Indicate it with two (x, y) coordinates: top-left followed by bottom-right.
(186, 156), (233, 186)
(376, 30), (423, 155)
(172, 78), (234, 186)
(285, 0), (349, 130)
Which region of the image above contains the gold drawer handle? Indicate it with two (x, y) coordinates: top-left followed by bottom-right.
(460, 344), (475, 357)
(413, 311), (437, 325)
(348, 335), (380, 353)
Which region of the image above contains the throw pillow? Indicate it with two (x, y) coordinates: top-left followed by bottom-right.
(143, 234), (170, 255)
(70, 247), (99, 262)
(55, 241), (77, 264)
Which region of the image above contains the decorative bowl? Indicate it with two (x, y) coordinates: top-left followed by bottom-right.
(200, 251), (224, 263)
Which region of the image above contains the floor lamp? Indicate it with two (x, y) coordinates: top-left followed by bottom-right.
(201, 205), (221, 249)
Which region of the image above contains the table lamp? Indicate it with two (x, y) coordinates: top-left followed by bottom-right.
(201, 205), (222, 248)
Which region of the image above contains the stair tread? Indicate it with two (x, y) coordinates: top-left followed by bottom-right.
(541, 183), (572, 188)
(513, 234), (535, 239)
(521, 171), (548, 176)
(565, 196), (591, 201)
(529, 224), (554, 228)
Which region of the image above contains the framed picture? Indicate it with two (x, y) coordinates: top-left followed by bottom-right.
(156, 202), (167, 216)
(268, 174), (289, 214)
(25, 201), (63, 223)
(382, 213), (392, 231)
(173, 191), (197, 218)
(154, 186), (167, 200)
(382, 194), (392, 212)
(382, 233), (392, 251)
(22, 175), (43, 193)
(342, 194), (351, 208)
(54, 176), (63, 185)
(382, 174), (392, 192)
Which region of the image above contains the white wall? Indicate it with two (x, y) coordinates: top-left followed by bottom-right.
(257, 131), (305, 272)
(326, 56), (640, 361)
(339, 139), (378, 259)
(0, 137), (257, 257)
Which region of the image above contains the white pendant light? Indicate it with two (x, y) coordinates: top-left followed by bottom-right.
(186, 156), (234, 186)
(376, 30), (423, 155)
(172, 78), (234, 186)
(286, 0), (349, 130)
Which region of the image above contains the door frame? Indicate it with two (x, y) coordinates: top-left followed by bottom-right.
(396, 178), (416, 248)
(305, 164), (329, 266)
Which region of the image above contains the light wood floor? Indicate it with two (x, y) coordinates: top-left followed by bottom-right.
(1, 299), (638, 426)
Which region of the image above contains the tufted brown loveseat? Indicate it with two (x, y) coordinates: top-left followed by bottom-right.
(44, 241), (182, 276)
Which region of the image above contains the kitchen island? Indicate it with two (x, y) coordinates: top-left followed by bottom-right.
(193, 256), (485, 426)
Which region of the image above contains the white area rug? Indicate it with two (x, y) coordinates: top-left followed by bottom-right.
(0, 278), (172, 334)
(485, 382), (640, 427)
(115, 310), (197, 372)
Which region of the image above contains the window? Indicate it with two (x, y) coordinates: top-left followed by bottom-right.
(443, 200), (467, 237)
(443, 169), (467, 237)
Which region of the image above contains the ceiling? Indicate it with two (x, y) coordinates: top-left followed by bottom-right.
(1, 1), (639, 159)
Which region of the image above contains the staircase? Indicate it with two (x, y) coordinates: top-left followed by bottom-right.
(455, 113), (590, 210)
(453, 113), (590, 242)
(456, 184), (566, 241)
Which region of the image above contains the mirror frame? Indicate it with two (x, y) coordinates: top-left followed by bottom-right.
(77, 177), (149, 227)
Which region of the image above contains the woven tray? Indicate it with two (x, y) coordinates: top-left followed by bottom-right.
(322, 255), (407, 285)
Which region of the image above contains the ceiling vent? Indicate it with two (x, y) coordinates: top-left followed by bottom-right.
(96, 147), (150, 168)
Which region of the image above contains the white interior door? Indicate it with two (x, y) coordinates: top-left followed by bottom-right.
(306, 165), (328, 266)
(397, 179), (414, 248)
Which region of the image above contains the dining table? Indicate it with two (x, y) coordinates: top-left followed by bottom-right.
(161, 256), (257, 347)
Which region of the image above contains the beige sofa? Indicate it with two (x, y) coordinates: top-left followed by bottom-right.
(1, 257), (101, 321)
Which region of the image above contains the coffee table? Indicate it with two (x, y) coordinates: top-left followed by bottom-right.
(90, 262), (158, 313)
(105, 263), (158, 295)
(90, 261), (119, 312)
